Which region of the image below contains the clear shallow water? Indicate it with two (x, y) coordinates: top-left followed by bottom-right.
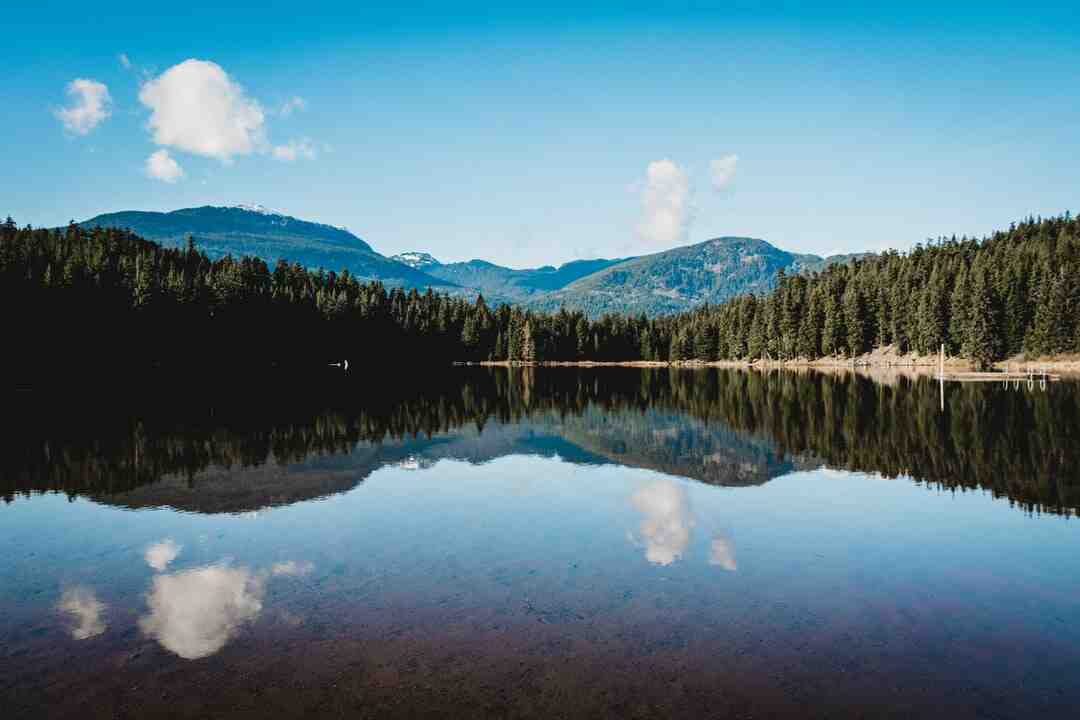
(2, 368), (1079, 719)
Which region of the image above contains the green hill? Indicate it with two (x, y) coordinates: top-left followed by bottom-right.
(417, 257), (626, 303)
(77, 206), (861, 315)
(530, 237), (849, 316)
(79, 205), (454, 289)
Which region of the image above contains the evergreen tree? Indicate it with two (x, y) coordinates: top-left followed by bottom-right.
(843, 280), (867, 357)
(694, 322), (718, 360)
(948, 264), (970, 356)
(967, 260), (1002, 368)
(521, 320), (537, 362)
(821, 288), (844, 357)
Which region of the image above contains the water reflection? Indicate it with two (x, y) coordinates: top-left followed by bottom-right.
(56, 586), (106, 639)
(139, 563), (265, 660)
(144, 538), (182, 572)
(627, 479), (738, 570)
(629, 479), (695, 566)
(135, 552), (316, 660)
(4, 367), (1079, 516)
(708, 532), (737, 571)
(4, 369), (1080, 719)
(271, 560), (314, 577)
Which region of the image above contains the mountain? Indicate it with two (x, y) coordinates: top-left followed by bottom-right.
(394, 239), (861, 316)
(78, 205), (863, 316)
(529, 237), (858, 316)
(416, 256), (627, 304)
(391, 251), (440, 270)
(79, 205), (454, 289)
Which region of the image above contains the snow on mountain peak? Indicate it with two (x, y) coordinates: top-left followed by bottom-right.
(391, 251), (440, 269)
(232, 203), (285, 216)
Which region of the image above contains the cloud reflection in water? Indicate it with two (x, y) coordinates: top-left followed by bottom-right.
(271, 559), (314, 577)
(709, 533), (737, 571)
(57, 586), (106, 639)
(139, 563), (265, 659)
(629, 478), (737, 570)
(138, 555), (314, 660)
(630, 479), (695, 566)
(144, 538), (182, 572)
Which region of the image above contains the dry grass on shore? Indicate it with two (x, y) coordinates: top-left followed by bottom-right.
(462, 346), (1080, 376)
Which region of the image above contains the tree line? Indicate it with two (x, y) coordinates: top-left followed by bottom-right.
(2, 212), (1077, 374)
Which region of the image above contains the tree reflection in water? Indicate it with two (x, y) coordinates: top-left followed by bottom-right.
(3, 367), (1077, 515)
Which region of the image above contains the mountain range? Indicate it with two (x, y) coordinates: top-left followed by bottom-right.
(79, 204), (454, 290)
(80, 204), (864, 316)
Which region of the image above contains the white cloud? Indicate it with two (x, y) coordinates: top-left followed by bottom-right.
(139, 563), (265, 659)
(55, 79), (111, 135)
(139, 59), (266, 163)
(630, 479), (695, 566)
(145, 149), (185, 183)
(637, 159), (692, 250)
(710, 154), (739, 191)
(145, 538), (183, 571)
(271, 137), (316, 162)
(118, 53), (132, 70)
(708, 533), (737, 571)
(278, 96), (307, 116)
(57, 586), (106, 640)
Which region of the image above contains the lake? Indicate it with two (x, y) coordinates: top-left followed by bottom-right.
(2, 367), (1079, 719)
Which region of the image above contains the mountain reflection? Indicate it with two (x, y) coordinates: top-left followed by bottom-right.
(3, 368), (1078, 515)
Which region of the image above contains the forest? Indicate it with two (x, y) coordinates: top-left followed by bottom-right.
(1, 212), (1078, 376)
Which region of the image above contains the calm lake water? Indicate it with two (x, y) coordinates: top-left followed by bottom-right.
(2, 368), (1079, 719)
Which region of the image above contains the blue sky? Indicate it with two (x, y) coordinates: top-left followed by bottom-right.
(6, 1), (1079, 267)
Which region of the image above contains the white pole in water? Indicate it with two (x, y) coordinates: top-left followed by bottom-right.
(939, 344), (945, 412)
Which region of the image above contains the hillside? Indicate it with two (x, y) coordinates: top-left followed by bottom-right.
(75, 205), (861, 316)
(79, 205), (453, 288)
(530, 237), (846, 316)
(391, 242), (859, 316)
(404, 256), (627, 304)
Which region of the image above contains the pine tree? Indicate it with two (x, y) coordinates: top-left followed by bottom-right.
(948, 264), (969, 356)
(461, 314), (479, 358)
(821, 288), (844, 357)
(694, 322), (717, 360)
(967, 260), (1002, 368)
(1030, 268), (1069, 355)
(843, 280), (869, 357)
(916, 266), (947, 354)
(521, 320), (537, 362)
(797, 285), (822, 359)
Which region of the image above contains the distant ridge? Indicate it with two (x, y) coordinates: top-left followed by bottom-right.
(529, 237), (859, 316)
(79, 205), (454, 289)
(78, 205), (864, 315)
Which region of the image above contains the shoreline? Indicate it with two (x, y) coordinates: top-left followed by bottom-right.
(461, 354), (1080, 376)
